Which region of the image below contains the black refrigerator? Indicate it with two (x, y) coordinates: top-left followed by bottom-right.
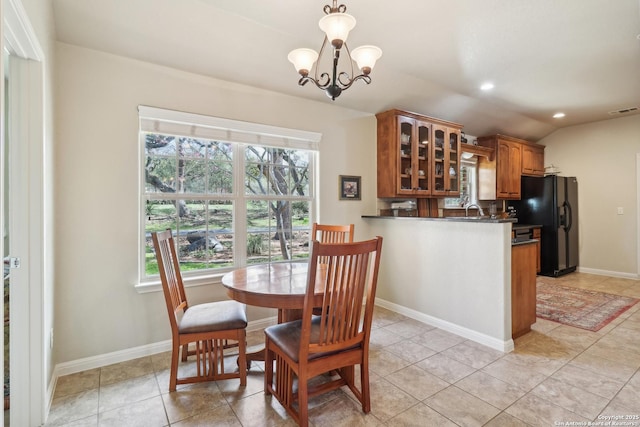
(508, 175), (579, 277)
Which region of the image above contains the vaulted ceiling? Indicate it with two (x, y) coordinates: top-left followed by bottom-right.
(53, 0), (640, 140)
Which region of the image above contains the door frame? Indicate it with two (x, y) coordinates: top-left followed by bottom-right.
(2, 0), (46, 425)
(637, 153), (640, 278)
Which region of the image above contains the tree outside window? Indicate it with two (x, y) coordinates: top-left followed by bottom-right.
(143, 133), (315, 279)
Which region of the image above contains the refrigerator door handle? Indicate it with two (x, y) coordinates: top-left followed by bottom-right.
(565, 201), (573, 231)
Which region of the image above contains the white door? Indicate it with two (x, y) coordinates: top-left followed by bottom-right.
(1, 50), (8, 427)
(2, 1), (46, 425)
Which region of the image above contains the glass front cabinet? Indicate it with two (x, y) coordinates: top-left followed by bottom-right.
(376, 109), (463, 199)
(397, 116), (431, 196)
(431, 125), (461, 197)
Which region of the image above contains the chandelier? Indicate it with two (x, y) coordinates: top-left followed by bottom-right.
(287, 1), (382, 100)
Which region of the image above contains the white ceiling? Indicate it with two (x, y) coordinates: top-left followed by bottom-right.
(52, 0), (640, 141)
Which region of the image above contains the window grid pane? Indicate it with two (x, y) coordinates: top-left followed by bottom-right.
(245, 200), (310, 265)
(142, 131), (314, 280)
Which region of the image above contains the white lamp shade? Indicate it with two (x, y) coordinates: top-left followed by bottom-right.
(351, 45), (382, 71)
(287, 48), (319, 73)
(318, 13), (356, 46)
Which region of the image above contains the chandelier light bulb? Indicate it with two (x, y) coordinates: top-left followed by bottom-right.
(318, 13), (356, 49)
(351, 45), (382, 74)
(287, 48), (319, 76)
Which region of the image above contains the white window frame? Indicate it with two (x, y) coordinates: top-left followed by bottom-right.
(444, 157), (478, 208)
(136, 106), (321, 292)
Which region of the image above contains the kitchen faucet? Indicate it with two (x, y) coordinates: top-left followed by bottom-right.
(464, 203), (485, 217)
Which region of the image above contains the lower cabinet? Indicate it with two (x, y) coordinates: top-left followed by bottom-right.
(533, 228), (542, 273)
(511, 242), (537, 339)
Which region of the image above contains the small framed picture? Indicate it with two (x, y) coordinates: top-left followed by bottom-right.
(339, 175), (361, 200)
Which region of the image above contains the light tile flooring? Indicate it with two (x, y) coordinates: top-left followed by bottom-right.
(46, 272), (640, 426)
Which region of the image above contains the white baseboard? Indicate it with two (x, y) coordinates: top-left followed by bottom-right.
(47, 316), (277, 414)
(375, 298), (514, 353)
(577, 267), (639, 280)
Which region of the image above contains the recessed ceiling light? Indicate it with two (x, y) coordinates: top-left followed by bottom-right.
(553, 112), (566, 119)
(480, 82), (494, 91)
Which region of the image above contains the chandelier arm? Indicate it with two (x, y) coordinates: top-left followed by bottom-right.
(343, 43), (356, 85)
(298, 74), (331, 90)
(314, 36), (329, 84)
(337, 73), (372, 90)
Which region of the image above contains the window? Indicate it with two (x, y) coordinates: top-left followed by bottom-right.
(444, 158), (478, 208)
(139, 106), (321, 285)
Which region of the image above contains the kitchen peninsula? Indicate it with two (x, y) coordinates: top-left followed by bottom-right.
(362, 215), (529, 353)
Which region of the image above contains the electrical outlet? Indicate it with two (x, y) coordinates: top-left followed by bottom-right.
(617, 207), (624, 215)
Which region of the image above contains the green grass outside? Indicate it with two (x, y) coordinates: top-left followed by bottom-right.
(146, 202), (309, 233)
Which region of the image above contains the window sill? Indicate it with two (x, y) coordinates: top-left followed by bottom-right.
(135, 272), (225, 294)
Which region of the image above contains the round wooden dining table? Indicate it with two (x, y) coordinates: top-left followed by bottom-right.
(221, 261), (328, 321)
(221, 261), (325, 364)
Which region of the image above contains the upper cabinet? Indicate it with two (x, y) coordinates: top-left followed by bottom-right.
(376, 109), (462, 198)
(431, 125), (461, 197)
(521, 143), (545, 177)
(499, 139), (522, 199)
(477, 134), (545, 200)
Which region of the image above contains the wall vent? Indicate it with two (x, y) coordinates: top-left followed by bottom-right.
(608, 106), (639, 115)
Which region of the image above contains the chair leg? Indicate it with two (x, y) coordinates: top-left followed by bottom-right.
(181, 343), (189, 361)
(238, 331), (247, 386)
(169, 340), (180, 392)
(297, 369), (309, 427)
(360, 361), (371, 413)
(264, 337), (273, 395)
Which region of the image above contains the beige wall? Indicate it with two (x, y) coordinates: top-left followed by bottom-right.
(540, 114), (640, 277)
(53, 42), (378, 364)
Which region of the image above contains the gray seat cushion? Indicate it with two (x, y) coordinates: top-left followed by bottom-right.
(265, 316), (360, 363)
(178, 300), (247, 334)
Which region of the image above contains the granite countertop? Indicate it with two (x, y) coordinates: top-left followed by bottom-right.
(361, 215), (517, 224)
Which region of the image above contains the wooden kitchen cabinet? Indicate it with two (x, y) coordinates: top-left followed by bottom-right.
(533, 227), (542, 273)
(431, 124), (461, 197)
(513, 225), (543, 274)
(376, 109), (462, 198)
(522, 143), (545, 177)
(478, 135), (522, 200)
(511, 242), (537, 339)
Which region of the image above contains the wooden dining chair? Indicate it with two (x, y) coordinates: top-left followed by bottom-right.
(311, 222), (354, 244)
(264, 236), (383, 427)
(151, 229), (247, 391)
(310, 223), (355, 316)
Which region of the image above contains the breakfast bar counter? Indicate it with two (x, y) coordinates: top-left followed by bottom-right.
(361, 215), (516, 352)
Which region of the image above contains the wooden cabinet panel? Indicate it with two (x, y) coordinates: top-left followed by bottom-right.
(512, 242), (537, 339)
(376, 109), (462, 199)
(478, 135), (521, 200)
(506, 142), (522, 198)
(431, 125), (461, 197)
(522, 144), (545, 176)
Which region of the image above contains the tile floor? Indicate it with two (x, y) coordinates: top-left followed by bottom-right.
(46, 272), (640, 426)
